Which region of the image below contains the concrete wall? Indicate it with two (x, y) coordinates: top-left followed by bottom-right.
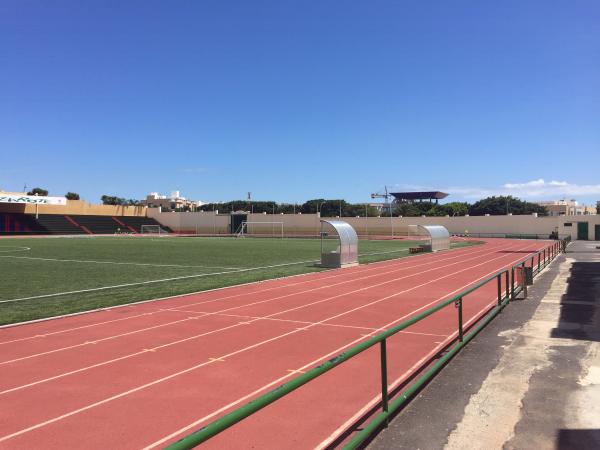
(0, 200), (147, 216)
(147, 209), (230, 234)
(149, 210), (600, 241)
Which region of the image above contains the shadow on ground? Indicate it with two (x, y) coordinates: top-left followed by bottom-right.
(551, 262), (600, 342)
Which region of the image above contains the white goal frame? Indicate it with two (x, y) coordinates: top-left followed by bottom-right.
(238, 221), (284, 238)
(140, 224), (168, 236)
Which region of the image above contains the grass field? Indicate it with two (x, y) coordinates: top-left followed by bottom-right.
(0, 236), (477, 325)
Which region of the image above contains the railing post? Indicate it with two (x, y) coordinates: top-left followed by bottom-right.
(456, 297), (463, 341)
(497, 274), (502, 306)
(511, 266), (515, 300)
(380, 340), (389, 426)
(522, 262), (527, 298)
(505, 271), (509, 302)
(543, 248), (546, 266)
(537, 252), (541, 272)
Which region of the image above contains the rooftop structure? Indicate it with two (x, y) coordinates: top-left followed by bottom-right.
(390, 191), (449, 204)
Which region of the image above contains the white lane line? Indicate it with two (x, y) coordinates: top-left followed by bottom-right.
(0, 240), (488, 335)
(0, 243), (498, 345)
(159, 309), (379, 332)
(153, 241), (506, 312)
(0, 241), (531, 442)
(0, 241), (499, 346)
(0, 315), (205, 366)
(0, 259), (321, 304)
(0, 255), (242, 270)
(0, 312), (159, 346)
(0, 240), (511, 368)
(141, 243), (537, 449)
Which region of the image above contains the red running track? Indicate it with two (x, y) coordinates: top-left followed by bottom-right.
(0, 239), (550, 449)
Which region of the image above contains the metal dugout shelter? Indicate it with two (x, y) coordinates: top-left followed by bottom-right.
(319, 220), (359, 268)
(417, 225), (450, 252)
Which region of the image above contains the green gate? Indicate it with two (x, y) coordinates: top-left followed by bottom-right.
(577, 222), (589, 240)
(595, 224), (600, 241)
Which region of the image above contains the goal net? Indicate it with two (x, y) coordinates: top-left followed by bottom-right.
(140, 224), (168, 236)
(237, 222), (284, 238)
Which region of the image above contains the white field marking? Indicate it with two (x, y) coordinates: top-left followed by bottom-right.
(0, 241), (499, 344)
(153, 240), (508, 313)
(359, 249), (410, 257)
(0, 243), (510, 379)
(0, 259), (323, 304)
(0, 241), (533, 440)
(0, 239), (488, 333)
(0, 239), (488, 330)
(0, 241), (514, 370)
(315, 295), (507, 450)
(141, 244), (536, 450)
(0, 255), (242, 270)
(0, 240), (519, 386)
(0, 246), (30, 253)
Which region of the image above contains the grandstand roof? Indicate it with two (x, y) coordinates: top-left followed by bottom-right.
(390, 191), (449, 202)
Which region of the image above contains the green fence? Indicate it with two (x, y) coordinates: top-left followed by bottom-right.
(166, 238), (569, 450)
(452, 232), (570, 240)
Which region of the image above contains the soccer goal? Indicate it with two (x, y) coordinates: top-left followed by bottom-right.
(237, 221), (284, 238)
(140, 224), (169, 236)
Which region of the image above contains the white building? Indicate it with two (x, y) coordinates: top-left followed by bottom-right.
(536, 199), (596, 216)
(143, 191), (204, 212)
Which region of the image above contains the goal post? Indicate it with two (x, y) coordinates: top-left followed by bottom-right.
(238, 221), (284, 238)
(140, 224), (168, 236)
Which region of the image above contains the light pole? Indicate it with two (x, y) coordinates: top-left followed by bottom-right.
(318, 201), (326, 216)
(365, 204), (369, 236)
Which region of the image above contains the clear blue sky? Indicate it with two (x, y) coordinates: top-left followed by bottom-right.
(1, 1), (599, 205)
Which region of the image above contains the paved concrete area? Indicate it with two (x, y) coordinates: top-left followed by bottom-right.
(368, 240), (600, 450)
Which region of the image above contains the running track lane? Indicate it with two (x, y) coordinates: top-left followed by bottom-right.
(0, 239), (550, 449)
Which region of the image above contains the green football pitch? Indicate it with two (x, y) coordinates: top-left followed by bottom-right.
(0, 236), (477, 325)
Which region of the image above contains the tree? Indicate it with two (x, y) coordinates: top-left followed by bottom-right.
(27, 187), (48, 196)
(468, 196), (547, 216)
(101, 195), (127, 205)
(441, 202), (470, 216)
(65, 192), (80, 200)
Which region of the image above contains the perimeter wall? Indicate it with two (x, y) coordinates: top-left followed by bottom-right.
(0, 200), (146, 216)
(148, 210), (600, 240)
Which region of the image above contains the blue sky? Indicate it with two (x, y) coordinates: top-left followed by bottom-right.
(1, 1), (599, 205)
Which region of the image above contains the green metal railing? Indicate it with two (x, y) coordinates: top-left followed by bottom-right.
(452, 232), (570, 240)
(166, 238), (569, 450)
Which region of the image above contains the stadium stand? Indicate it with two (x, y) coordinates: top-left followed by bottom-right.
(70, 215), (123, 234)
(0, 213), (45, 235)
(0, 213), (169, 235)
(35, 214), (87, 235)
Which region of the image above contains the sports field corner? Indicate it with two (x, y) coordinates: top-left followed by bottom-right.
(0, 235), (568, 449)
